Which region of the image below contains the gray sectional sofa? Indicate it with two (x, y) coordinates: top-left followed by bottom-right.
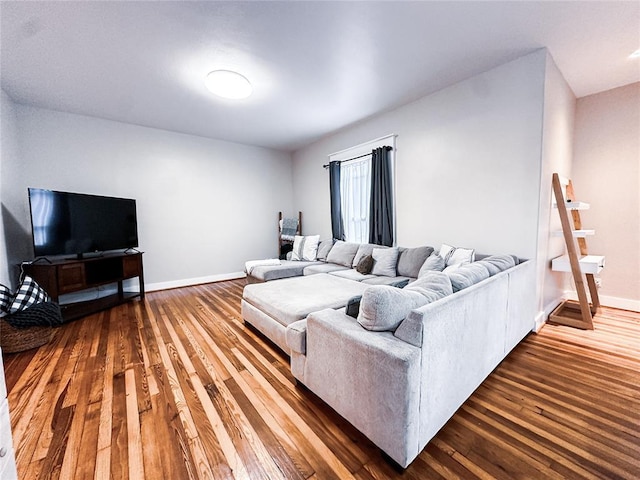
(241, 240), (536, 468)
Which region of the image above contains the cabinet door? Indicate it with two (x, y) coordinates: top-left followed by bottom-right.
(59, 264), (86, 293)
(122, 255), (141, 279)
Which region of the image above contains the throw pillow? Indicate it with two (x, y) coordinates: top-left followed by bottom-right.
(371, 247), (399, 277)
(445, 263), (490, 292)
(0, 284), (12, 317)
(316, 239), (335, 262)
(355, 254), (374, 274)
(291, 235), (320, 261)
(405, 271), (453, 301)
(346, 295), (362, 318)
(475, 260), (500, 276)
(9, 275), (51, 314)
(357, 285), (429, 331)
(418, 252), (445, 277)
(326, 241), (360, 267)
(352, 243), (380, 268)
(439, 243), (475, 267)
(397, 246), (434, 278)
(481, 254), (517, 273)
(346, 277), (408, 319)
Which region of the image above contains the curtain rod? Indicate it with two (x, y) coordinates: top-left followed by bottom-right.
(322, 146), (392, 169)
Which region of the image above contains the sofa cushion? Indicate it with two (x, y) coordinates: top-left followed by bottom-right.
(243, 273), (370, 327)
(357, 286), (427, 332)
(330, 269), (376, 282)
(351, 243), (377, 267)
(417, 252), (445, 277)
(355, 254), (374, 274)
(475, 260), (500, 276)
(303, 263), (349, 275)
(345, 276), (411, 318)
(291, 235), (320, 261)
(405, 271), (453, 301)
(478, 254), (516, 274)
(326, 241), (360, 267)
(249, 260), (320, 281)
(397, 246), (434, 278)
(439, 243), (475, 267)
(445, 262), (490, 292)
(371, 247), (399, 277)
(357, 285), (429, 332)
(316, 239), (335, 262)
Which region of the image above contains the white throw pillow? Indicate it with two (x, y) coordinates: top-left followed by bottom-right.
(291, 235), (320, 261)
(439, 243), (475, 267)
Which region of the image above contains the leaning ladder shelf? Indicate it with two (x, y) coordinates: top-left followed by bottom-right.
(549, 173), (603, 330)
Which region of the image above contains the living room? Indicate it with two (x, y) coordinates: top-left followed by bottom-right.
(1, 1), (638, 479)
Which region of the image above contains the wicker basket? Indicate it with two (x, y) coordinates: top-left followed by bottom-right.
(0, 302), (61, 353)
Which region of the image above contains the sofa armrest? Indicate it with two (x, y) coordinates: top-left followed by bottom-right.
(304, 308), (422, 467)
(286, 319), (307, 354)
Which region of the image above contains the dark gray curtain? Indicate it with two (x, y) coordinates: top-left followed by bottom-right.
(369, 146), (394, 246)
(329, 161), (345, 240)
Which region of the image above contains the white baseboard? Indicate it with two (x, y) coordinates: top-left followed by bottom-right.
(533, 296), (564, 333)
(145, 271), (246, 292)
(564, 290), (640, 313)
(533, 311), (546, 333)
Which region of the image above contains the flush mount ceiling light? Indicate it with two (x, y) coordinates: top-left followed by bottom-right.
(204, 70), (252, 99)
(630, 49), (640, 59)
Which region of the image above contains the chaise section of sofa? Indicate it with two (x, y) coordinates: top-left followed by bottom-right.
(242, 273), (371, 353)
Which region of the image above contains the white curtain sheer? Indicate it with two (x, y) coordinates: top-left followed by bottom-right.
(340, 158), (371, 243)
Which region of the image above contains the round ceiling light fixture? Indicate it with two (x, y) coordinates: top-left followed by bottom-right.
(204, 70), (252, 99)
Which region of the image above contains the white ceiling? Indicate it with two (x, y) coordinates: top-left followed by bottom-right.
(1, 1), (639, 152)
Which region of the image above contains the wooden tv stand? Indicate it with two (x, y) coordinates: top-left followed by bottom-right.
(22, 251), (144, 322)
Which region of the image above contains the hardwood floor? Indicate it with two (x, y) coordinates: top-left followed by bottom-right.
(3, 279), (639, 479)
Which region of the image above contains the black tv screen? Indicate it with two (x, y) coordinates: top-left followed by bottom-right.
(28, 188), (138, 258)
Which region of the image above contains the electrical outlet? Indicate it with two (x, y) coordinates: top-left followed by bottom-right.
(595, 277), (602, 288)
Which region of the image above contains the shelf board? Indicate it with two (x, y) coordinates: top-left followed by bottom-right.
(60, 292), (142, 321)
(552, 229), (595, 238)
(551, 254), (605, 274)
(553, 201), (590, 210)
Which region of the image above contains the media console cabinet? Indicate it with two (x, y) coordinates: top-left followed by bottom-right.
(23, 252), (144, 322)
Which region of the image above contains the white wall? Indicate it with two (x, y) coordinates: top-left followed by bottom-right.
(572, 82), (640, 311)
(535, 53), (577, 326)
(3, 105), (293, 289)
(293, 50), (546, 260)
(0, 90), (20, 287)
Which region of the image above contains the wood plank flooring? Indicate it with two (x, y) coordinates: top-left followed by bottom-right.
(3, 279), (639, 479)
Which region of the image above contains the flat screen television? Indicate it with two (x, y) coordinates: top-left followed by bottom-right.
(28, 188), (139, 259)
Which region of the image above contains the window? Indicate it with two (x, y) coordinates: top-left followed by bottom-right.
(340, 159), (371, 243)
(329, 134), (396, 245)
